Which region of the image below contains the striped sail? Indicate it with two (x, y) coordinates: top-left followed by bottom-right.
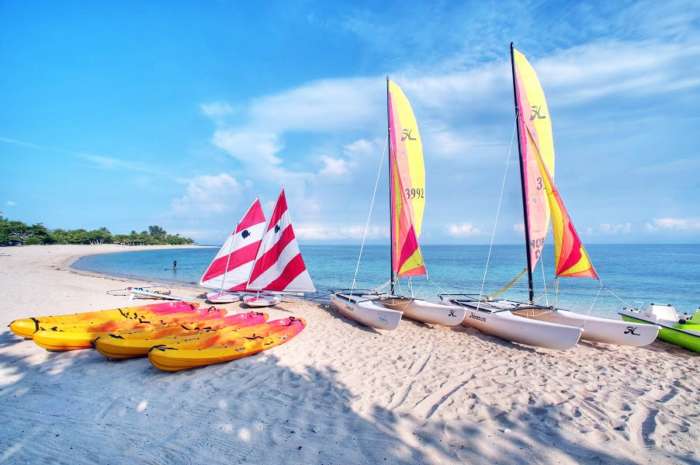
(199, 199), (266, 291)
(388, 79), (426, 277)
(533, 148), (599, 279)
(247, 190), (315, 293)
(512, 47), (556, 271)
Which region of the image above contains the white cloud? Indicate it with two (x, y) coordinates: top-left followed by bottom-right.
(535, 40), (700, 105)
(171, 173), (242, 216)
(212, 129), (283, 167)
(447, 223), (481, 237)
(343, 138), (380, 158)
(200, 102), (234, 118)
(645, 217), (700, 232)
(599, 222), (632, 234)
(5, 200), (16, 207)
(246, 77), (383, 133)
(319, 156), (349, 176)
(294, 223), (387, 241)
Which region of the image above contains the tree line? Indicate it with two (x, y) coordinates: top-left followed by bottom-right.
(0, 217), (194, 246)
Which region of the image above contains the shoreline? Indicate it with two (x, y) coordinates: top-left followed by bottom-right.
(0, 245), (698, 465)
(65, 244), (211, 291)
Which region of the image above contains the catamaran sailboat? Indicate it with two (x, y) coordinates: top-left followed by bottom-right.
(442, 44), (658, 348)
(332, 78), (466, 329)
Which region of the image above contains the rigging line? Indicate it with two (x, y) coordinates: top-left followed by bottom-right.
(477, 122), (517, 310)
(588, 280), (604, 314)
(539, 252), (549, 306)
(351, 140), (388, 292)
(601, 280), (631, 307)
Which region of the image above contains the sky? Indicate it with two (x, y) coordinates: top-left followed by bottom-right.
(1, 0), (699, 245)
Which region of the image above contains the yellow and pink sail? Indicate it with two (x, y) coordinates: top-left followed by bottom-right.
(387, 79), (426, 278)
(511, 46), (597, 280)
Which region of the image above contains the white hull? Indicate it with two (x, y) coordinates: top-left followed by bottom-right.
(243, 295), (281, 308)
(205, 291), (241, 304)
(330, 294), (402, 330)
(129, 288), (186, 301)
(441, 297), (582, 350)
(381, 298), (467, 326)
(515, 308), (659, 347)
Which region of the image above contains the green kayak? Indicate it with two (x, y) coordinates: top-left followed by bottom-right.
(688, 309), (700, 324)
(620, 313), (700, 353)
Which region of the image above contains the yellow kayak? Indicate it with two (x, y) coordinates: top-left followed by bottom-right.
(149, 317), (305, 372)
(94, 311), (268, 359)
(9, 301), (200, 339)
(32, 307), (226, 352)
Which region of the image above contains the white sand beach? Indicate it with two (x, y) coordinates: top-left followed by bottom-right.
(0, 245), (698, 465)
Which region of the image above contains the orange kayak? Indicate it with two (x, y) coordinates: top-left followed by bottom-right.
(94, 311), (269, 359)
(149, 317), (305, 372)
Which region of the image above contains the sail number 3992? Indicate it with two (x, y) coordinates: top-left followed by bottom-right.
(404, 187), (425, 199)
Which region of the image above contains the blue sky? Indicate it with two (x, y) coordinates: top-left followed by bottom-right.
(1, 0), (699, 245)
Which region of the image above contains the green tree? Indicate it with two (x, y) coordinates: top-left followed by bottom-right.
(0, 217), (193, 246)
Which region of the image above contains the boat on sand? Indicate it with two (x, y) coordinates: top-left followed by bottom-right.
(331, 78), (465, 329)
(447, 44), (657, 349)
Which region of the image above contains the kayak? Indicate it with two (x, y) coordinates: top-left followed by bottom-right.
(32, 307), (226, 352)
(94, 311), (268, 359)
(149, 317), (305, 372)
(619, 305), (700, 353)
(9, 301), (199, 339)
(142, 317), (299, 352)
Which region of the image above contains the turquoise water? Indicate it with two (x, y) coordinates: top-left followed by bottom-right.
(73, 244), (700, 317)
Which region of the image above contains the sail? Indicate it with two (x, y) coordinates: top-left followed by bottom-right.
(247, 190), (315, 293)
(199, 199), (266, 291)
(387, 79), (426, 277)
(533, 151), (599, 279)
(512, 47), (556, 271)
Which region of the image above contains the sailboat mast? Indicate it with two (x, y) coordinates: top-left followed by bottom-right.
(510, 42), (535, 303)
(386, 76), (396, 295)
(219, 230), (235, 294)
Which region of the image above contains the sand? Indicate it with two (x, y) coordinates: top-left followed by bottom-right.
(0, 245), (698, 465)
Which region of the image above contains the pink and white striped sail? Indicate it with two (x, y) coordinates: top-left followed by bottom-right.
(199, 199), (266, 291)
(246, 190), (315, 293)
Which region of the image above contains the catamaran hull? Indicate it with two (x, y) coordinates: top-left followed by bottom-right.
(381, 299), (467, 326)
(516, 309), (659, 347)
(455, 306), (582, 350)
(330, 294), (402, 331)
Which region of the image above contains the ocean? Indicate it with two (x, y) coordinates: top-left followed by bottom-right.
(72, 244), (700, 318)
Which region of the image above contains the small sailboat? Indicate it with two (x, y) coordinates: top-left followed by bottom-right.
(332, 78), (466, 329)
(200, 199), (266, 304)
(243, 190), (315, 308)
(620, 304), (700, 352)
(444, 44), (657, 348)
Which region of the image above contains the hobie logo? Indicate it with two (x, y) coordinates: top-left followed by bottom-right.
(530, 105), (546, 121)
(401, 128), (416, 141)
(469, 312), (486, 322)
(624, 326), (640, 336)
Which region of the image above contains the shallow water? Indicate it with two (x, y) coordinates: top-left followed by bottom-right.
(73, 244), (700, 317)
